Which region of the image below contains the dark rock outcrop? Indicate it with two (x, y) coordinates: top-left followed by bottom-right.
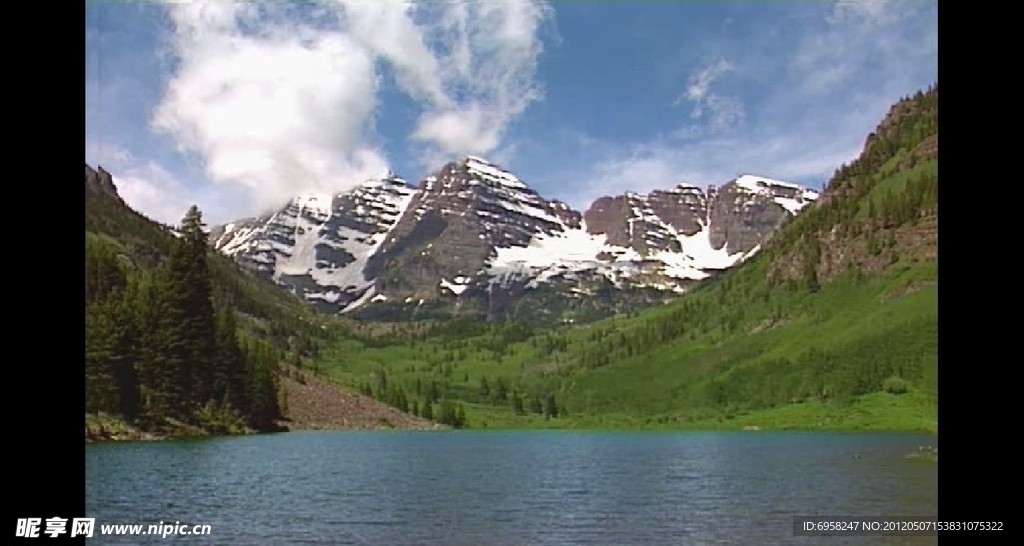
(85, 164), (124, 203)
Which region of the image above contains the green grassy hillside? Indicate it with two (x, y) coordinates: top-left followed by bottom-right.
(310, 86), (938, 432)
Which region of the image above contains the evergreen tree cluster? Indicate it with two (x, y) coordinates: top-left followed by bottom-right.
(767, 84), (938, 274)
(357, 368), (469, 427)
(86, 206), (282, 432)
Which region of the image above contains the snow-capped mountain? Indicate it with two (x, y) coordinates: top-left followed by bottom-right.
(212, 156), (818, 324)
(210, 175), (416, 313)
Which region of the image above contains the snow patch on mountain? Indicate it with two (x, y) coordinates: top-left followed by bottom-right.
(735, 174), (820, 214)
(490, 224), (607, 273)
(341, 286), (377, 313)
(440, 277), (470, 295)
(676, 222), (742, 270)
(465, 156), (528, 190)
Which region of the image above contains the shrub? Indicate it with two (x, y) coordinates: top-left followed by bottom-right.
(882, 375), (911, 395)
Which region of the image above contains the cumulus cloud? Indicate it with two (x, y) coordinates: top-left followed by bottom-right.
(149, 0), (552, 217)
(412, 106), (500, 157)
(152, 2), (387, 213)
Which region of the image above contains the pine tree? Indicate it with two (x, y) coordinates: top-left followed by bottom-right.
(511, 390), (525, 415)
(396, 388), (409, 413)
(85, 237), (127, 305)
(213, 305), (248, 414)
(85, 299), (121, 415)
(132, 273), (170, 426)
(456, 404), (467, 428)
(111, 283), (141, 421)
(155, 206), (218, 416)
(148, 266), (191, 418)
(529, 396), (543, 415)
(244, 339), (282, 430)
(427, 380), (439, 403)
(439, 400), (457, 426)
(544, 394), (558, 419)
(495, 378), (508, 403)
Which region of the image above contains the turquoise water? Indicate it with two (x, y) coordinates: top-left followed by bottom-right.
(86, 431), (937, 544)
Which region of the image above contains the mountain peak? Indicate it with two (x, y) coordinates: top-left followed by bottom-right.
(729, 174), (819, 214)
(462, 154), (493, 165)
(734, 173), (804, 190)
(454, 154), (527, 191)
(214, 160), (819, 323)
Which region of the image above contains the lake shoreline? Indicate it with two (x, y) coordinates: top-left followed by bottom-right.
(86, 416), (936, 444)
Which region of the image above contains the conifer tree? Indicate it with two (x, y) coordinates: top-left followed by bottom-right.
(529, 396), (543, 415)
(456, 404), (467, 428)
(544, 394), (558, 419)
(85, 299), (121, 415)
(171, 205), (217, 407)
(213, 305), (247, 414)
(511, 390), (525, 415)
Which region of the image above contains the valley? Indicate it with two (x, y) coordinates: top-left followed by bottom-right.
(85, 86), (937, 438)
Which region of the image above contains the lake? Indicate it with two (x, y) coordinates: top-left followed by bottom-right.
(86, 431), (937, 545)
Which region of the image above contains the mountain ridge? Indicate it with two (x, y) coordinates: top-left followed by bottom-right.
(211, 156), (818, 325)
(303, 85), (938, 433)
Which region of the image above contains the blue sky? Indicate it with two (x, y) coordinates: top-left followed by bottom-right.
(85, 1), (938, 225)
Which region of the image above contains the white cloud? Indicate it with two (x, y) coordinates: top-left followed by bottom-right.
(685, 59), (733, 103)
(335, 1), (449, 107)
(86, 142), (135, 170)
(560, 133), (860, 211)
(553, 91), (890, 210)
(412, 105), (500, 157)
(792, 0), (935, 96)
(393, 0), (552, 160)
(87, 141), (255, 226)
(147, 0), (553, 220)
(700, 95), (745, 132)
(828, 0), (900, 25)
(679, 59), (744, 132)
(110, 161), (193, 226)
(152, 2), (387, 214)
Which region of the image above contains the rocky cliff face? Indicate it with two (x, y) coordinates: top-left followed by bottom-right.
(85, 165), (124, 203)
(213, 157), (818, 324)
(708, 175), (820, 255)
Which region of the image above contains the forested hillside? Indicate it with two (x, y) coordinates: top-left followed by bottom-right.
(85, 167), (333, 435)
(308, 86), (938, 432)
